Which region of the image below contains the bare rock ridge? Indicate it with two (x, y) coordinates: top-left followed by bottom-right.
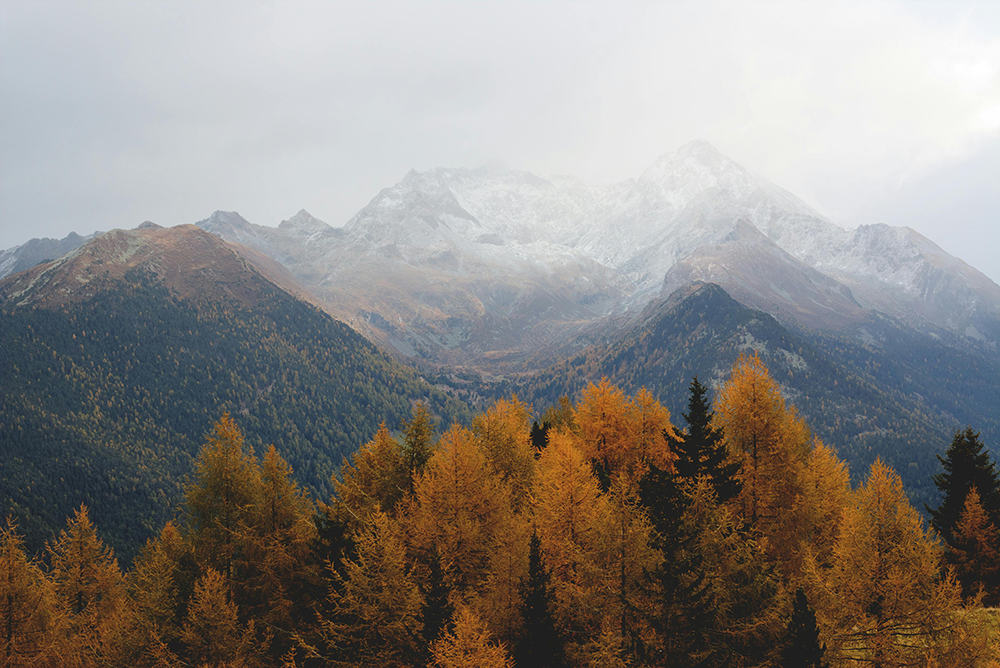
(0, 225), (310, 312)
(0, 231), (98, 280)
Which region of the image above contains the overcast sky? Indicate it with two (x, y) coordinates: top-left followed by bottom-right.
(2, 0), (998, 282)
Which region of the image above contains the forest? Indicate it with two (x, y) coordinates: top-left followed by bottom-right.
(2, 352), (999, 667)
(0, 269), (470, 560)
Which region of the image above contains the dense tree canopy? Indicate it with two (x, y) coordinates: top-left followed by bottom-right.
(3, 359), (999, 667)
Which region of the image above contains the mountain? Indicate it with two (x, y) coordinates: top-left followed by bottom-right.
(813, 223), (1000, 342)
(194, 142), (1000, 372)
(514, 282), (1000, 509)
(0, 230), (96, 280)
(0, 224), (470, 559)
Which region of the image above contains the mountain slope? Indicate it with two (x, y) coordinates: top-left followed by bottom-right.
(515, 282), (1000, 508)
(0, 225), (470, 559)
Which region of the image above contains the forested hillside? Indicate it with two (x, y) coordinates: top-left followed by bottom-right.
(3, 356), (997, 667)
(0, 267), (469, 560)
(514, 283), (1000, 509)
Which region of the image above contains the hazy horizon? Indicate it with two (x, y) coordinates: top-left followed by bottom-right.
(2, 0), (998, 282)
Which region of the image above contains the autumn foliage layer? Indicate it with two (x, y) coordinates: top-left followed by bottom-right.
(2, 353), (999, 667)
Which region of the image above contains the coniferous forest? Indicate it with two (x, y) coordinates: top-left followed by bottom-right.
(3, 353), (999, 667)
(0, 269), (470, 561)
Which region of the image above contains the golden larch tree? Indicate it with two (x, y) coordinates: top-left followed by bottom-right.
(574, 378), (635, 483)
(333, 422), (407, 523)
(714, 352), (811, 571)
(807, 458), (981, 667)
(0, 517), (63, 668)
(795, 439), (851, 574)
(531, 428), (611, 641)
(317, 511), (421, 667)
(430, 605), (514, 668)
(185, 414), (262, 577)
(238, 444), (319, 633)
(406, 424), (512, 596)
(180, 567), (264, 668)
(472, 396), (537, 510)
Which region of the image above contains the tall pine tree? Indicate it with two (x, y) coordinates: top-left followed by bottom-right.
(517, 531), (564, 668)
(928, 427), (1000, 546)
(670, 377), (741, 503)
(780, 588), (826, 668)
(638, 465), (715, 667)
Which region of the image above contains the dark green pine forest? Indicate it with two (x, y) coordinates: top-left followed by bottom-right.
(0, 268), (470, 560)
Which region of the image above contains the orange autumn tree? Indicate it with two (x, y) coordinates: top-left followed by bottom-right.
(313, 511), (422, 667)
(126, 521), (184, 662)
(430, 606), (514, 668)
(334, 422), (408, 523)
(806, 458), (987, 667)
(796, 439), (851, 573)
(531, 428), (610, 645)
(405, 424), (513, 596)
(574, 379), (677, 488)
(185, 413), (261, 577)
(180, 567), (265, 668)
(950, 488), (1000, 605)
(472, 396), (537, 509)
(0, 517), (63, 668)
(238, 445), (319, 633)
(47, 504), (131, 666)
(714, 352), (813, 572)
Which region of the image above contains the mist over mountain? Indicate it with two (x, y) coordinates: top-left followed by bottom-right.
(189, 141), (999, 366)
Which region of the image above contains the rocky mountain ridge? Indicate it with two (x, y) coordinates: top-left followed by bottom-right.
(189, 141), (999, 367)
(4, 141), (998, 367)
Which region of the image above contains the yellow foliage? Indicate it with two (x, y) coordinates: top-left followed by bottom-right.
(714, 352), (811, 572)
(808, 458), (977, 667)
(430, 606), (513, 668)
(531, 428), (611, 634)
(472, 396), (537, 509)
(574, 379), (677, 487)
(407, 424), (513, 595)
(797, 439), (851, 573)
(326, 511), (421, 667)
(334, 422), (406, 523)
(0, 517), (63, 667)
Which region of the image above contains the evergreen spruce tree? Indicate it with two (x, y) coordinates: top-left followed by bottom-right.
(517, 531), (563, 668)
(638, 464), (715, 667)
(928, 427), (1000, 545)
(530, 420), (550, 455)
(421, 550), (455, 647)
(780, 588), (826, 668)
(671, 377), (741, 503)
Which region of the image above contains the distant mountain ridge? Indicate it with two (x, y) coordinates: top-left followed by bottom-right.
(5, 142), (996, 363)
(0, 231), (98, 280)
(187, 141), (998, 370)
